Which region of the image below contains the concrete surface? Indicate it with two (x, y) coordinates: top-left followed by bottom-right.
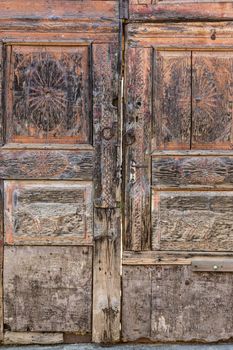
(1, 344), (233, 350)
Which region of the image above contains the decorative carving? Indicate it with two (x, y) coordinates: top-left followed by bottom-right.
(7, 46), (90, 144)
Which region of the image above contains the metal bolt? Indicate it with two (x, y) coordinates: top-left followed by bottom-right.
(213, 265), (218, 270)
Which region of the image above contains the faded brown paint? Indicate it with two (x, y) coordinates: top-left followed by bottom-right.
(5, 45), (91, 144)
(4, 181), (93, 245)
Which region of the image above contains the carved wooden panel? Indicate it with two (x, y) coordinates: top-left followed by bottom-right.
(4, 181), (93, 245)
(5, 45), (90, 144)
(152, 191), (233, 251)
(4, 246), (92, 332)
(192, 51), (233, 149)
(122, 265), (233, 342)
(154, 51), (191, 150)
(152, 156), (233, 189)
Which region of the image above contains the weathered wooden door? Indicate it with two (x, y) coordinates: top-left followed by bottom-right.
(123, 22), (233, 342)
(0, 0), (121, 345)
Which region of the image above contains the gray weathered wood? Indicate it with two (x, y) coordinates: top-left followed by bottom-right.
(152, 156), (233, 189)
(122, 265), (233, 342)
(4, 332), (63, 345)
(124, 47), (152, 251)
(4, 181), (93, 245)
(92, 208), (121, 343)
(152, 191), (233, 251)
(4, 246), (92, 332)
(0, 150), (93, 180)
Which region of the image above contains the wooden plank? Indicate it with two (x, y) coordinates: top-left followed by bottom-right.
(122, 266), (153, 340)
(5, 45), (91, 145)
(153, 51), (191, 150)
(122, 265), (233, 342)
(123, 250), (233, 265)
(92, 208), (121, 343)
(152, 191), (233, 251)
(191, 258), (233, 272)
(192, 51), (233, 149)
(93, 43), (119, 208)
(152, 156), (233, 189)
(0, 43), (2, 146)
(0, 1), (119, 21)
(128, 2), (233, 21)
(4, 332), (63, 345)
(4, 246), (92, 332)
(124, 47), (152, 251)
(4, 181), (93, 245)
(0, 150), (93, 180)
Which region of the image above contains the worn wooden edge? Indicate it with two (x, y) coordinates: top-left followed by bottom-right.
(3, 332), (63, 345)
(128, 3), (233, 21)
(63, 333), (92, 344)
(123, 251), (233, 265)
(92, 208), (121, 343)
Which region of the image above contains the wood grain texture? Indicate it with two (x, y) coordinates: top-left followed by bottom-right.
(0, 150), (93, 180)
(0, 43), (2, 145)
(128, 2), (233, 21)
(0, 182), (3, 342)
(92, 208), (121, 343)
(124, 47), (152, 251)
(93, 44), (119, 208)
(154, 51), (191, 150)
(122, 265), (233, 342)
(192, 52), (233, 149)
(152, 191), (233, 251)
(5, 45), (90, 144)
(152, 156), (233, 189)
(4, 181), (93, 245)
(4, 332), (63, 345)
(4, 246), (92, 333)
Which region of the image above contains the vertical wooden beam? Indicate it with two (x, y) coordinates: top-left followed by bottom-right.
(92, 43), (121, 343)
(124, 47), (152, 251)
(0, 43), (3, 146)
(0, 181), (3, 342)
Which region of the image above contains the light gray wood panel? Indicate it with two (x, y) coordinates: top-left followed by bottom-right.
(122, 265), (233, 342)
(4, 181), (93, 245)
(152, 191), (233, 251)
(4, 246), (92, 332)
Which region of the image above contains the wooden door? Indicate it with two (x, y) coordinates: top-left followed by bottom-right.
(123, 22), (233, 342)
(0, 0), (121, 345)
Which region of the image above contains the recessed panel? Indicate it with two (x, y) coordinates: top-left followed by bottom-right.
(122, 265), (233, 342)
(152, 191), (233, 251)
(4, 246), (92, 332)
(6, 45), (90, 144)
(4, 181), (93, 245)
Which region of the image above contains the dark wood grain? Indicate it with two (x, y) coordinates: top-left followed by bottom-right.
(4, 246), (92, 333)
(122, 265), (233, 342)
(154, 51), (191, 150)
(124, 47), (152, 251)
(192, 51), (233, 149)
(6, 45), (91, 144)
(152, 156), (233, 189)
(93, 43), (119, 208)
(0, 150), (93, 180)
(152, 191), (233, 251)
(4, 181), (93, 245)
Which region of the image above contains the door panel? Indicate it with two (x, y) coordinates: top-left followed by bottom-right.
(4, 246), (92, 332)
(192, 51), (233, 149)
(6, 45), (91, 144)
(123, 22), (233, 342)
(0, 1), (121, 344)
(154, 51), (191, 150)
(122, 265), (233, 342)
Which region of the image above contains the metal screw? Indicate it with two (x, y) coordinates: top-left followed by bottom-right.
(213, 265), (218, 270)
